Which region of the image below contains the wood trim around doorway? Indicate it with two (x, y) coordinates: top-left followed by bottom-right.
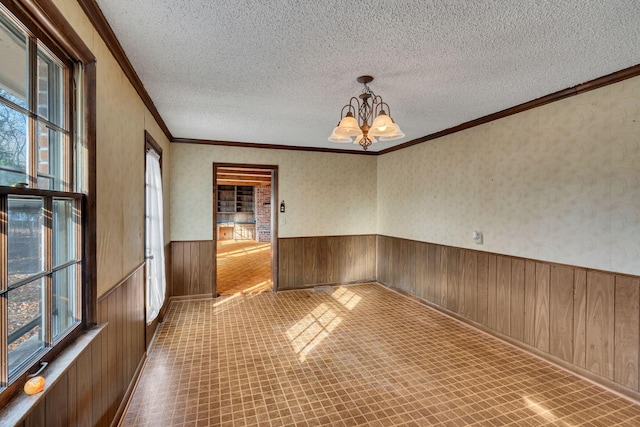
(213, 163), (279, 296)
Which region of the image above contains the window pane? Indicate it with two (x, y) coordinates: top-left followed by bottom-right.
(8, 279), (45, 377)
(8, 197), (44, 285)
(36, 122), (67, 190)
(0, 103), (28, 186)
(53, 198), (75, 266)
(37, 47), (64, 127)
(0, 14), (28, 108)
(53, 265), (79, 340)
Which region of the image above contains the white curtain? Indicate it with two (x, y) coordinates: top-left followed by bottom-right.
(145, 149), (166, 323)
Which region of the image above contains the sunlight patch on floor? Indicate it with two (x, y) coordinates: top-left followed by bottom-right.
(331, 287), (361, 310)
(286, 303), (342, 362)
(240, 280), (270, 294)
(524, 397), (575, 426)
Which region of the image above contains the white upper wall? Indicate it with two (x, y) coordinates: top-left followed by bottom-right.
(378, 75), (640, 276)
(170, 145), (377, 240)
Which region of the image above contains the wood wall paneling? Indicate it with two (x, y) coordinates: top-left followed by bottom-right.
(398, 239), (416, 295)
(316, 237), (328, 284)
(76, 343), (94, 426)
(15, 234), (640, 426)
(462, 250), (478, 322)
(23, 401), (44, 426)
(350, 236), (363, 283)
(426, 244), (437, 302)
(374, 236), (384, 284)
(487, 254), (497, 331)
(446, 247), (461, 313)
(332, 236), (347, 285)
(9, 324), (119, 427)
(98, 321), (109, 426)
(496, 255), (511, 336)
(523, 260), (536, 346)
(293, 238), (305, 286)
(94, 266), (145, 426)
(157, 234), (640, 399)
(68, 362), (78, 426)
(303, 237), (318, 285)
(171, 242), (184, 294)
(171, 241), (214, 297)
(374, 236), (640, 397)
(279, 235), (376, 289)
(549, 265), (575, 363)
(534, 263), (550, 353)
(387, 236), (396, 287)
(436, 245), (447, 307)
(614, 275), (640, 389)
(415, 242), (429, 301)
(391, 237), (402, 288)
(278, 238), (291, 289)
(105, 289), (118, 421)
(197, 241), (215, 294)
(364, 235), (376, 281)
(573, 269), (587, 368)
(46, 371), (70, 426)
(476, 252), (489, 326)
(586, 271), (615, 380)
(509, 259), (525, 342)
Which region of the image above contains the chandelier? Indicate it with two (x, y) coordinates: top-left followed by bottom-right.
(328, 76), (404, 150)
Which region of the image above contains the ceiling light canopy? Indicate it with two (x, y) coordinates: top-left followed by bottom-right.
(329, 76), (404, 150)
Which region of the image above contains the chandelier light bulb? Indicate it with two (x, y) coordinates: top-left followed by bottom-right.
(370, 111), (394, 137)
(336, 113), (361, 136)
(328, 76), (403, 150)
(378, 122), (405, 141)
(328, 127), (353, 143)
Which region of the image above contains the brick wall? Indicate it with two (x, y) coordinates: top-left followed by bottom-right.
(255, 185), (271, 242)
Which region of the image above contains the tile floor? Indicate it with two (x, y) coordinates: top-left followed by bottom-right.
(216, 240), (272, 296)
(122, 283), (640, 426)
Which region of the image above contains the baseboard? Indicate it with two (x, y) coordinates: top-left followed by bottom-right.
(378, 281), (640, 406)
(169, 293), (214, 302)
(276, 278), (377, 292)
(112, 352), (147, 427)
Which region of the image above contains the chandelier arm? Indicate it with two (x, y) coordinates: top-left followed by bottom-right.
(340, 98), (361, 119)
(381, 101), (391, 118)
(339, 104), (352, 120)
(371, 95), (385, 116)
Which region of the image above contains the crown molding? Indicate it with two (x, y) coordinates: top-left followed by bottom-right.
(77, 0), (173, 141)
(379, 63), (640, 155)
(71, 2), (640, 157)
(172, 138), (378, 155)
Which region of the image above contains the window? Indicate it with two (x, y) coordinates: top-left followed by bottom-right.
(0, 4), (84, 393)
(145, 134), (166, 324)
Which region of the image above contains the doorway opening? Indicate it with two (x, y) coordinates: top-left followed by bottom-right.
(213, 164), (278, 296)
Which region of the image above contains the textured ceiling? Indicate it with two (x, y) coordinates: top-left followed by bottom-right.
(95, 0), (640, 152)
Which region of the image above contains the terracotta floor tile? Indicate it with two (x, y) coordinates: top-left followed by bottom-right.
(122, 283), (640, 426)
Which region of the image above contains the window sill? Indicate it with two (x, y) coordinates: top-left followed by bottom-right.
(1, 323), (106, 425)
